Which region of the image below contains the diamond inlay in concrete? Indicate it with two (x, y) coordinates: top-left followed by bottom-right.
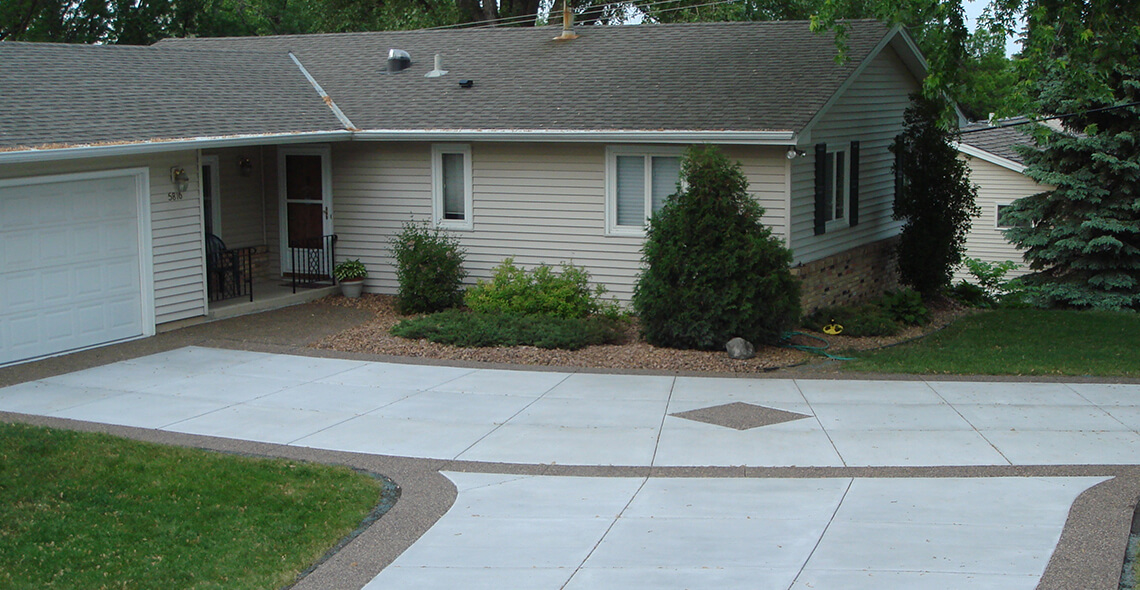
(670, 402), (812, 430)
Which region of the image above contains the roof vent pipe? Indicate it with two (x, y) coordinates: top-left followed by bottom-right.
(387, 49), (411, 73)
(425, 54), (448, 78)
(553, 0), (579, 40)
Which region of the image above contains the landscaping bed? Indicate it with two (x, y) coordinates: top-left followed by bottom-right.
(312, 294), (970, 374)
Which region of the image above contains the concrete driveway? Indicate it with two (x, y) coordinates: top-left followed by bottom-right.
(2, 344), (1139, 589)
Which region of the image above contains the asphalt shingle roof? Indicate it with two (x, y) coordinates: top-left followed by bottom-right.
(960, 121), (1035, 165)
(2, 20), (901, 151)
(0, 42), (345, 150)
(157, 20), (894, 133)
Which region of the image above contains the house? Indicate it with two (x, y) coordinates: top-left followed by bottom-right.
(0, 20), (928, 366)
(955, 120), (1049, 282)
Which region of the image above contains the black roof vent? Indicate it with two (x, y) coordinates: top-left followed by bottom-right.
(387, 49), (411, 73)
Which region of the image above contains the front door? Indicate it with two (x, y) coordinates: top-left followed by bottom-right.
(278, 146), (332, 274)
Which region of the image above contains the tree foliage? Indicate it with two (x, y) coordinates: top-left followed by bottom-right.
(633, 145), (800, 350)
(892, 93), (980, 296)
(998, 0), (1140, 310)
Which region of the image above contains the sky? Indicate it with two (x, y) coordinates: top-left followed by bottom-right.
(963, 0), (1024, 56)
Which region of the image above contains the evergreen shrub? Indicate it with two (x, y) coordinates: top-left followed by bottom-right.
(632, 145), (800, 349)
(388, 221), (467, 314)
(390, 310), (626, 350)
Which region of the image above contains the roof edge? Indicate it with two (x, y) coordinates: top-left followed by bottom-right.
(0, 131), (354, 164)
(352, 129), (798, 144)
(955, 142), (1027, 173)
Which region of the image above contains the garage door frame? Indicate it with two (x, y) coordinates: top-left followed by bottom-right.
(0, 167), (156, 365)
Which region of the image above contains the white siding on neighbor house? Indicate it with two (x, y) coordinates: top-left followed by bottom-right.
(788, 45), (921, 265)
(331, 142), (789, 302)
(955, 155), (1048, 282)
(0, 152), (207, 325)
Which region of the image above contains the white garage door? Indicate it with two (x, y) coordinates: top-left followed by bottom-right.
(1, 171), (152, 366)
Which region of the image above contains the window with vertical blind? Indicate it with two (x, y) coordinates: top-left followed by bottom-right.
(432, 144), (472, 229)
(606, 146), (684, 235)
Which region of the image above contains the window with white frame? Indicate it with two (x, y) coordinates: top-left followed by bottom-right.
(432, 144), (473, 229)
(823, 149), (848, 225)
(996, 204), (1030, 229)
(606, 146), (683, 235)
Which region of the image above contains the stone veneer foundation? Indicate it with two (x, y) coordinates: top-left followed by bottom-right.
(793, 237), (900, 313)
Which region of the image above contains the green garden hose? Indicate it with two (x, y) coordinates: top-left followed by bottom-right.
(779, 331), (856, 361)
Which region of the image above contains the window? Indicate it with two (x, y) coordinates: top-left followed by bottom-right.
(606, 146), (683, 235)
(432, 144), (472, 229)
(996, 204), (1030, 229)
(823, 150), (848, 224)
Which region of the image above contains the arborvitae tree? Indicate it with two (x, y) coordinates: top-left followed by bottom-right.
(891, 94), (980, 297)
(632, 145), (800, 350)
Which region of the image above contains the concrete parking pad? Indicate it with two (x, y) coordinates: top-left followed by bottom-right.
(2, 346), (1139, 590)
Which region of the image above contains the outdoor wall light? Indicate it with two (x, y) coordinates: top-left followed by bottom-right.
(786, 148), (807, 160)
(238, 156), (253, 177)
(170, 167), (190, 192)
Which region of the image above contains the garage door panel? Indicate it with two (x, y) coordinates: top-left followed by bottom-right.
(1, 173), (148, 365)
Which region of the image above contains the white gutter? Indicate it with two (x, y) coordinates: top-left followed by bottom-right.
(0, 131), (354, 164)
(0, 128), (800, 165)
(954, 142), (1027, 174)
(351, 129), (798, 145)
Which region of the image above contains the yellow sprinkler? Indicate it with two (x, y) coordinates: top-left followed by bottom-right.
(822, 320), (843, 335)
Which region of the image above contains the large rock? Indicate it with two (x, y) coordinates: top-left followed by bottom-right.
(726, 337), (755, 360)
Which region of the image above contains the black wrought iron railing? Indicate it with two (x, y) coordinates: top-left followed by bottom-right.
(291, 234), (337, 293)
(206, 233), (254, 303)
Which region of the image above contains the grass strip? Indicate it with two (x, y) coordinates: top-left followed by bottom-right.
(0, 421), (385, 590)
(847, 309), (1140, 376)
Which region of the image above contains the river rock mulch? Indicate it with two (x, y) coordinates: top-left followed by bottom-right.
(311, 294), (971, 374)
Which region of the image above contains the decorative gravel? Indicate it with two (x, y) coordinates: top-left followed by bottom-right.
(312, 294), (969, 374)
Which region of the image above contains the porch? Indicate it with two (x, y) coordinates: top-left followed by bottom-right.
(207, 279), (338, 321)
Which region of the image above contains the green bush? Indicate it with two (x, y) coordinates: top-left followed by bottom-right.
(633, 145), (800, 349)
(465, 258), (617, 319)
(948, 281), (993, 308)
(880, 289), (930, 325)
(389, 221), (467, 314)
(963, 258), (1019, 298)
(390, 310), (627, 350)
(803, 305), (901, 337)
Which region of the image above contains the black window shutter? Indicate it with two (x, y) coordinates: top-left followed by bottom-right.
(814, 143), (827, 236)
(849, 141), (860, 227)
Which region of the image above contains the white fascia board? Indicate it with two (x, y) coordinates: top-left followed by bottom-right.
(352, 129), (798, 144)
(955, 142), (1027, 174)
(0, 131), (354, 165)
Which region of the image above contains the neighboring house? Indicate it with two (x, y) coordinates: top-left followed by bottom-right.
(955, 121), (1049, 283)
(0, 20), (928, 366)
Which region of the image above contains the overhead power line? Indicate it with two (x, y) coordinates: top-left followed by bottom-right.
(961, 101), (1140, 134)
(419, 0), (745, 31)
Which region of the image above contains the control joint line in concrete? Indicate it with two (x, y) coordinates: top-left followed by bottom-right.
(788, 478), (854, 588)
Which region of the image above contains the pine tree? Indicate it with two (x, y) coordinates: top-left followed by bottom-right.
(892, 94), (980, 297)
(999, 1), (1140, 310)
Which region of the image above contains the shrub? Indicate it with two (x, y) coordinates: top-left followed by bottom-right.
(803, 305), (901, 337)
(390, 310), (627, 350)
(880, 289), (930, 325)
(389, 221), (467, 314)
(464, 258), (617, 319)
(633, 145), (800, 350)
(963, 258), (1020, 299)
(948, 281), (993, 308)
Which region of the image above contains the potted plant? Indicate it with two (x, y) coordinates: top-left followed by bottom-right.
(333, 259), (368, 298)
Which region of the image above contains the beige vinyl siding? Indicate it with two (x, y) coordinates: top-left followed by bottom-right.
(788, 45), (920, 264)
(201, 146), (267, 249)
(331, 142), (789, 302)
(955, 155), (1048, 282)
(0, 151), (207, 325)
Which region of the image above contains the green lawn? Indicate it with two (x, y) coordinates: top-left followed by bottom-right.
(0, 422), (387, 590)
(847, 309), (1140, 376)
